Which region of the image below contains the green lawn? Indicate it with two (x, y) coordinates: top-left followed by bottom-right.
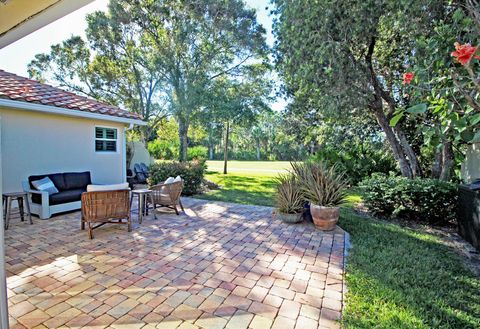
(194, 161), (290, 206)
(193, 160), (480, 328)
(205, 160), (292, 175)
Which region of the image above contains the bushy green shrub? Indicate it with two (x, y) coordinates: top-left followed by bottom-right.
(359, 174), (458, 225)
(187, 146), (208, 161)
(149, 161), (205, 195)
(310, 144), (397, 185)
(148, 140), (177, 160)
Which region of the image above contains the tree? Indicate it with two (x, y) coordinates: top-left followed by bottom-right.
(28, 27), (166, 146)
(389, 1), (480, 181)
(28, 0), (269, 161)
(200, 63), (272, 173)
(272, 0), (447, 178)
(116, 0), (269, 161)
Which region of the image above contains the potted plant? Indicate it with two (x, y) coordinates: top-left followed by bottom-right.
(274, 173), (304, 223)
(292, 162), (347, 230)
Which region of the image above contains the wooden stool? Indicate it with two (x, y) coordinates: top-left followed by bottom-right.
(2, 192), (32, 230)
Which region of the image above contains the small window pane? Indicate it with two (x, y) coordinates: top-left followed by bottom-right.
(105, 141), (116, 151)
(105, 129), (116, 139)
(95, 127), (104, 139)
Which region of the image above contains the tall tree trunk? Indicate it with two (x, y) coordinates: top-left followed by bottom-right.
(440, 140), (454, 181)
(431, 147), (443, 179)
(178, 118), (189, 162)
(394, 127), (422, 177)
(223, 121), (230, 174)
(256, 138), (261, 160)
(374, 109), (413, 178)
(209, 145), (214, 160)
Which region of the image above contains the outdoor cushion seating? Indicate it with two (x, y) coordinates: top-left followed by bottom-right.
(150, 179), (184, 216)
(81, 184), (131, 239)
(22, 171), (91, 219)
(134, 163), (148, 184)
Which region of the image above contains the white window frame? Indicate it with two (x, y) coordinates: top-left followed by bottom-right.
(94, 126), (118, 153)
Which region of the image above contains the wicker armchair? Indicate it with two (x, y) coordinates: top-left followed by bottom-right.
(81, 189), (131, 239)
(150, 181), (184, 216)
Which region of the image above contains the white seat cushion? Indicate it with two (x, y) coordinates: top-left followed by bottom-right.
(86, 183), (129, 192)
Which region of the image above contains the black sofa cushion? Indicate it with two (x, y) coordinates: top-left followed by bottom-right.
(29, 173), (66, 191)
(64, 172), (91, 190)
(48, 189), (86, 205)
(29, 171), (91, 205)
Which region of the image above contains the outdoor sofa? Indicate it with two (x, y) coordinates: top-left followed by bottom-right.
(22, 171), (92, 219)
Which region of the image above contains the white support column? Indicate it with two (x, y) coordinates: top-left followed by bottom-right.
(0, 115), (9, 328)
(122, 127), (127, 183)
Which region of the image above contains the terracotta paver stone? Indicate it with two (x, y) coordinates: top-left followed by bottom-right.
(5, 198), (346, 328)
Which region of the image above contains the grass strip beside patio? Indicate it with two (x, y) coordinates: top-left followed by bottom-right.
(340, 209), (480, 328)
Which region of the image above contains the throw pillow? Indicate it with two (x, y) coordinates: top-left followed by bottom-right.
(174, 175), (182, 182)
(164, 177), (175, 184)
(31, 177), (59, 195)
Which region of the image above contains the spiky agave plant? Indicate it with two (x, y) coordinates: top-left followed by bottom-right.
(275, 173), (304, 214)
(291, 162), (348, 207)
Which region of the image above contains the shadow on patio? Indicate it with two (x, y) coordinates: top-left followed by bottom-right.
(6, 198), (346, 328)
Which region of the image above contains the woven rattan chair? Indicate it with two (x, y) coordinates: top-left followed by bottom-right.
(150, 181), (184, 216)
(81, 190), (131, 239)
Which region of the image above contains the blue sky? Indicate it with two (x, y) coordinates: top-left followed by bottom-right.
(0, 0), (285, 111)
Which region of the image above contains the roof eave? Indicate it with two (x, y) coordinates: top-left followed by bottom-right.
(0, 98), (147, 126)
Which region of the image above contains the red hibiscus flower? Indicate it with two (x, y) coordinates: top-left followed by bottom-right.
(451, 42), (480, 66)
(403, 72), (414, 85)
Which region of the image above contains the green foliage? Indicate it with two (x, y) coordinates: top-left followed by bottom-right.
(274, 174), (304, 214)
(149, 161), (205, 195)
(148, 140), (176, 160)
(187, 146), (208, 161)
(309, 123), (397, 185)
(340, 209), (480, 328)
(360, 174), (457, 225)
(291, 162), (348, 207)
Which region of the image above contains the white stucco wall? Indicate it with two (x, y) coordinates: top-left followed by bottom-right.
(0, 107), (127, 193)
(462, 143), (480, 184)
(129, 141), (153, 170)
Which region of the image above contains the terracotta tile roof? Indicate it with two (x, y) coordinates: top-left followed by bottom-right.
(0, 69), (142, 121)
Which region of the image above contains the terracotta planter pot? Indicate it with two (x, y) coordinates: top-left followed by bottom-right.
(275, 211), (303, 223)
(309, 204), (339, 230)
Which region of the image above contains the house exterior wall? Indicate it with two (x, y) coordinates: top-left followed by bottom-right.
(128, 141), (154, 170)
(462, 143), (480, 184)
(0, 107), (127, 193)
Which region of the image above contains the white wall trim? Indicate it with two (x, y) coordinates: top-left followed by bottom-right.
(0, 114), (9, 328)
(0, 99), (146, 126)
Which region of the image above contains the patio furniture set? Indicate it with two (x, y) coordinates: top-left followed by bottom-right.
(3, 171), (184, 239)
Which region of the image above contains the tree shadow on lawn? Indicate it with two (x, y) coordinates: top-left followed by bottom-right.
(339, 209), (480, 329)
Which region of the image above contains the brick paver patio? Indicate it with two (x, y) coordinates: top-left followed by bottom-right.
(5, 198), (347, 329)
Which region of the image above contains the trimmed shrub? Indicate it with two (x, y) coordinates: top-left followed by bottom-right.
(187, 146), (208, 161)
(149, 161), (205, 195)
(359, 174), (458, 225)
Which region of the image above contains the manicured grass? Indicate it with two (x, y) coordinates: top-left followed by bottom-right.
(194, 161), (480, 328)
(205, 160), (292, 176)
(195, 171), (277, 206)
(340, 209), (480, 328)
